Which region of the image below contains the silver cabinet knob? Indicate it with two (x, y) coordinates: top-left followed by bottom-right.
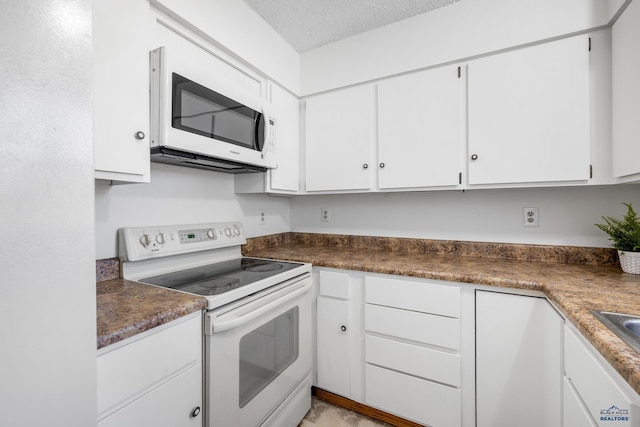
(362, 163), (368, 169)
(379, 163), (385, 169)
(471, 154), (478, 161)
(340, 325), (347, 332)
(191, 406), (201, 418)
(134, 131), (146, 140)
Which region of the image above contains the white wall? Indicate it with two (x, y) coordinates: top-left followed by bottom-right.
(0, 1), (96, 426)
(95, 164), (291, 259)
(301, 0), (624, 95)
(151, 0), (300, 94)
(291, 186), (640, 247)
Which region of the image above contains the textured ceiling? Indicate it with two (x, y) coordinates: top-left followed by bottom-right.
(242, 0), (462, 52)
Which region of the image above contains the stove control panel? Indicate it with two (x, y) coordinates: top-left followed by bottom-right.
(119, 222), (246, 262)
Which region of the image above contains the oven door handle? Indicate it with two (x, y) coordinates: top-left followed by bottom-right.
(207, 278), (311, 334)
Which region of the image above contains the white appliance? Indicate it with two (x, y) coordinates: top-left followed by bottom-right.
(149, 47), (277, 174)
(119, 222), (312, 427)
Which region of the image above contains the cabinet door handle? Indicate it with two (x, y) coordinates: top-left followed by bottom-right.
(470, 154), (478, 161)
(134, 131), (146, 140)
(340, 325), (347, 332)
(379, 163), (385, 169)
(191, 406), (201, 418)
(362, 163), (368, 169)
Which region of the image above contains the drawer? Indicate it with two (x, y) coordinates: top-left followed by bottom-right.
(565, 325), (639, 427)
(366, 364), (461, 427)
(365, 303), (460, 350)
(366, 335), (460, 387)
(365, 275), (460, 317)
(318, 269), (350, 299)
(97, 314), (202, 417)
(98, 363), (202, 427)
(564, 376), (598, 427)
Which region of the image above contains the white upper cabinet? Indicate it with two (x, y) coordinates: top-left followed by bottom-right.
(377, 65), (463, 190)
(235, 82), (301, 194)
(267, 83), (300, 192)
(467, 35), (591, 186)
(612, 0), (640, 181)
(304, 85), (376, 192)
(93, 0), (151, 183)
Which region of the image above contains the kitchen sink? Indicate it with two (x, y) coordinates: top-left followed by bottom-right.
(592, 311), (640, 353)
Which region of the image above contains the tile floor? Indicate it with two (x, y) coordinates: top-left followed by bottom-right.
(298, 396), (393, 427)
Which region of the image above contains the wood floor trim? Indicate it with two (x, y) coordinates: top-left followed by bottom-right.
(312, 387), (424, 427)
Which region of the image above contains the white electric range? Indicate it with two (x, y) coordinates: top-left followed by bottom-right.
(119, 222), (312, 427)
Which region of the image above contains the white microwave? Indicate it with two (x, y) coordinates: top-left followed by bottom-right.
(149, 46), (276, 173)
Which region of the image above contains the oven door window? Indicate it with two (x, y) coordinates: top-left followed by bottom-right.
(238, 306), (299, 408)
(172, 73), (264, 151)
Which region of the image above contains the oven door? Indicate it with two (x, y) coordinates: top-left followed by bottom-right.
(204, 274), (312, 427)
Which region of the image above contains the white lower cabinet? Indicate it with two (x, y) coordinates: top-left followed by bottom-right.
(364, 275), (465, 427)
(315, 269), (364, 401)
(475, 290), (564, 427)
(564, 376), (599, 427)
(366, 364), (461, 427)
(564, 323), (640, 427)
(97, 312), (203, 427)
(317, 296), (352, 397)
(314, 269), (639, 427)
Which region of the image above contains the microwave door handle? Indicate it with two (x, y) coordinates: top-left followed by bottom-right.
(208, 279), (310, 334)
(254, 112), (264, 151)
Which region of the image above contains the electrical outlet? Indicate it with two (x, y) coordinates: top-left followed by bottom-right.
(523, 207), (539, 227)
(321, 207), (331, 222)
(259, 210), (266, 225)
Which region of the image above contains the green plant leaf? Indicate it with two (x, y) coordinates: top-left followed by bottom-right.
(595, 203), (640, 252)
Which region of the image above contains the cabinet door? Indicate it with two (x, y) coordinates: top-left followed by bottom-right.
(97, 314), (202, 427)
(268, 83), (300, 192)
(316, 296), (351, 397)
(564, 325), (640, 427)
(98, 364), (202, 427)
(93, 0), (150, 182)
(612, 0), (640, 179)
(468, 35), (590, 185)
(378, 65), (463, 189)
(476, 291), (563, 427)
(304, 85), (375, 191)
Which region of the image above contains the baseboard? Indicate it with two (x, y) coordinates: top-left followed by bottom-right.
(312, 387), (424, 427)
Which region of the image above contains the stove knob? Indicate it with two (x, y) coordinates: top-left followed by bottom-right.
(207, 229), (216, 240)
(155, 233), (166, 244)
(224, 228), (232, 237)
(139, 234), (150, 247)
(233, 226), (241, 236)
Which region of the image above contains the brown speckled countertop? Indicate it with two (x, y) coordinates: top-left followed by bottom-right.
(96, 279), (207, 350)
(243, 233), (640, 396)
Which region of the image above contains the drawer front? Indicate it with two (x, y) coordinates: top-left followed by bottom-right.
(565, 325), (639, 427)
(365, 303), (460, 350)
(366, 364), (461, 427)
(98, 363), (202, 427)
(564, 376), (598, 427)
(319, 269), (350, 299)
(97, 314), (202, 416)
(366, 335), (460, 387)
(365, 275), (460, 317)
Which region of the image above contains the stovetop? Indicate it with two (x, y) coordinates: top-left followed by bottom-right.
(138, 257), (305, 296)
